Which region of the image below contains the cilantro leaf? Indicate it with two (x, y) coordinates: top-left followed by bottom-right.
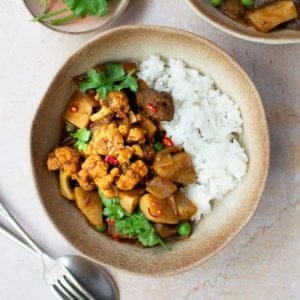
(64, 0), (109, 18)
(115, 211), (171, 250)
(79, 63), (139, 99)
(71, 128), (92, 151)
(99, 192), (128, 220)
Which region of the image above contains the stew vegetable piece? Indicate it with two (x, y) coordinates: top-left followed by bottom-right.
(46, 62), (198, 250)
(210, 0), (300, 33)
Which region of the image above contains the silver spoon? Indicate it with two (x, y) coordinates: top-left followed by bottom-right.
(0, 200), (119, 300)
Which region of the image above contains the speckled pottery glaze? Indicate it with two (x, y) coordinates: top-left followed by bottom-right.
(30, 25), (270, 276)
(185, 0), (300, 44)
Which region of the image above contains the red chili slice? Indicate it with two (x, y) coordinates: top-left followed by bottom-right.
(104, 155), (118, 166)
(162, 136), (174, 147)
(147, 103), (158, 114)
(148, 207), (161, 218)
(69, 105), (78, 112)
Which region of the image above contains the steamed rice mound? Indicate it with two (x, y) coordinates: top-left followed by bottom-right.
(138, 55), (248, 221)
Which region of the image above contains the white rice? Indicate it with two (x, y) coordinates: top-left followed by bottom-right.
(138, 55), (248, 222)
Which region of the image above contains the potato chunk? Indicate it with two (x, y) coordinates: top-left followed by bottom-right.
(119, 189), (144, 214)
(59, 170), (74, 201)
(140, 194), (178, 224)
(63, 90), (93, 128)
(247, 1), (298, 33)
(173, 191), (197, 221)
(74, 187), (104, 228)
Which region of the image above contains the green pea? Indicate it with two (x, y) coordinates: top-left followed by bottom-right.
(177, 222), (192, 237)
(210, 0), (223, 7)
(96, 223), (107, 232)
(154, 141), (164, 152)
(241, 0), (253, 7)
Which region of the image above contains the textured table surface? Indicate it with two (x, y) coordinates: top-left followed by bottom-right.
(0, 1), (299, 299)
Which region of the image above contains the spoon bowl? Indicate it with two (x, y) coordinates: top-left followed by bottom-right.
(58, 255), (119, 300)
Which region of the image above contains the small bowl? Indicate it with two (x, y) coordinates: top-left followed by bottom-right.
(31, 25), (269, 276)
(185, 0), (300, 44)
(23, 0), (129, 34)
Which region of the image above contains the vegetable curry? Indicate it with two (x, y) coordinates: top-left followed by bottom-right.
(210, 0), (300, 33)
(47, 62), (198, 250)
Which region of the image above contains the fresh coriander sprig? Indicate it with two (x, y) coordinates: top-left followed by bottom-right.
(115, 211), (171, 250)
(79, 63), (139, 100)
(33, 0), (110, 25)
(71, 128), (92, 151)
(99, 192), (170, 250)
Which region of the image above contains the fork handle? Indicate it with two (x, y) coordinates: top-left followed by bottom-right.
(0, 200), (44, 257)
(0, 223), (41, 257)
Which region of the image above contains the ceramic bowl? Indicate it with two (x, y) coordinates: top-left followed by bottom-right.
(31, 25), (270, 276)
(23, 0), (129, 34)
(185, 0), (300, 44)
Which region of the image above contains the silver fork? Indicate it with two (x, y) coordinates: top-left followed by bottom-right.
(0, 200), (95, 300)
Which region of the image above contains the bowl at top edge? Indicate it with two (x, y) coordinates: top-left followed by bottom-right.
(23, 0), (130, 34)
(30, 25), (269, 276)
(185, 0), (300, 44)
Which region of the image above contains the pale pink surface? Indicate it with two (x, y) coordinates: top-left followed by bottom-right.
(0, 0), (299, 299)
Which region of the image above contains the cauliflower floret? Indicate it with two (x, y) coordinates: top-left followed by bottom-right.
(47, 146), (80, 175)
(116, 160), (148, 190)
(127, 127), (146, 144)
(95, 168), (120, 190)
(76, 169), (95, 191)
(117, 147), (133, 165)
(81, 154), (108, 178)
(118, 123), (130, 138)
(76, 155), (108, 191)
(85, 123), (124, 157)
(107, 91), (130, 120)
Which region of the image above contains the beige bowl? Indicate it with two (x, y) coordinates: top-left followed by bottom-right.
(31, 25), (269, 276)
(185, 0), (300, 44)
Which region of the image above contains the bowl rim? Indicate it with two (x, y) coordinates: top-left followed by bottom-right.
(30, 25), (270, 276)
(22, 0), (130, 34)
(185, 0), (300, 45)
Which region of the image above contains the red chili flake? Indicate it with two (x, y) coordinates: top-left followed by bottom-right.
(69, 105), (78, 112)
(162, 136), (174, 147)
(147, 103), (158, 114)
(148, 207), (161, 218)
(104, 155), (118, 166)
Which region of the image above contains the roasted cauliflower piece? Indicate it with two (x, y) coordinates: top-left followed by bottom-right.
(95, 168), (120, 190)
(107, 91), (130, 120)
(127, 127), (146, 144)
(85, 123), (124, 157)
(47, 146), (80, 175)
(117, 147), (133, 165)
(81, 154), (108, 178)
(76, 169), (95, 191)
(118, 123), (130, 137)
(90, 105), (113, 122)
(116, 160), (148, 190)
(76, 154), (108, 191)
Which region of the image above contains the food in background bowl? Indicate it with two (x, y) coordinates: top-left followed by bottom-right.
(209, 0), (299, 33)
(46, 55), (248, 250)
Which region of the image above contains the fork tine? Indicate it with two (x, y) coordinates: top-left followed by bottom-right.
(64, 274), (95, 300)
(50, 284), (66, 300)
(60, 277), (87, 300)
(53, 283), (74, 300)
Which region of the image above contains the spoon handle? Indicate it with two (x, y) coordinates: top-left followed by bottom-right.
(0, 200), (44, 257)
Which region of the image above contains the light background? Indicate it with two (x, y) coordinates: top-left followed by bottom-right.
(0, 0), (299, 299)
